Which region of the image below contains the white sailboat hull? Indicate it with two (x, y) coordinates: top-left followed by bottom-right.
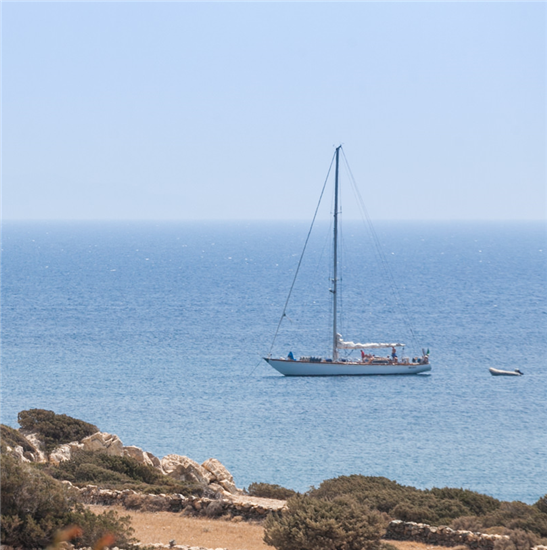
(265, 358), (431, 376)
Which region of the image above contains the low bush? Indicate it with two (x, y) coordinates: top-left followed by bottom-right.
(1, 423), (37, 454)
(247, 482), (299, 500)
(65, 506), (136, 548)
(307, 475), (547, 539)
(308, 475), (487, 524)
(45, 449), (202, 496)
(534, 495), (547, 515)
(429, 487), (501, 517)
(481, 501), (547, 538)
(0, 453), (135, 548)
(264, 494), (389, 550)
(492, 528), (541, 550)
(17, 409), (99, 453)
(450, 515), (485, 532)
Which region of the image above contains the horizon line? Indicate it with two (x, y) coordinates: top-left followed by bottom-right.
(2, 218), (546, 223)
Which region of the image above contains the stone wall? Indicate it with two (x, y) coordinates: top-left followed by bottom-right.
(385, 520), (509, 550)
(74, 484), (285, 521)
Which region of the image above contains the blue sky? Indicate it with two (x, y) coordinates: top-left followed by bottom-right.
(2, 2), (545, 221)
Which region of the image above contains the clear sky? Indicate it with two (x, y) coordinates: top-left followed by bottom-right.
(2, 2), (545, 221)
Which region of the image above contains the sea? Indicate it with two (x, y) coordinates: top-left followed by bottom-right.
(1, 220), (546, 504)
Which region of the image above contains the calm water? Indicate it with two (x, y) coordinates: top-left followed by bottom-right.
(1, 220), (546, 503)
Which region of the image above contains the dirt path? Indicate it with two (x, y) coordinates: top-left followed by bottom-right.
(89, 505), (454, 550)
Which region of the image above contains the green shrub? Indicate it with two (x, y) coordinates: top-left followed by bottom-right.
(535, 495), (547, 515)
(307, 475), (547, 539)
(450, 515), (485, 532)
(50, 450), (161, 484)
(17, 409), (99, 453)
(66, 506), (136, 548)
(0, 453), (135, 548)
(264, 494), (388, 550)
(481, 501), (547, 538)
(1, 424), (37, 454)
(492, 528), (540, 550)
(247, 482), (299, 500)
(307, 476), (502, 525)
(1, 454), (73, 547)
(429, 487), (501, 516)
(45, 450), (202, 496)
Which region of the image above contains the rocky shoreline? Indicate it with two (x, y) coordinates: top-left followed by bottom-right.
(5, 425), (546, 550)
(7, 429), (246, 499)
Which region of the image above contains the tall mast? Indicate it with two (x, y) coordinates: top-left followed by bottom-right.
(332, 145), (341, 360)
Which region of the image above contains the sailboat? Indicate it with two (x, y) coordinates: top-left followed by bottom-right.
(264, 146), (432, 376)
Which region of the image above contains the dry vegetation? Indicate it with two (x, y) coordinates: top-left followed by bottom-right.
(89, 505), (458, 550)
(89, 505), (269, 549)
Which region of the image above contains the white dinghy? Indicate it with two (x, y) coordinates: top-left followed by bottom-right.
(489, 368), (524, 376)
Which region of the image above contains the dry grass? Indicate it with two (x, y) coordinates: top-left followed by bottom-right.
(89, 505), (269, 549)
(88, 505), (458, 550)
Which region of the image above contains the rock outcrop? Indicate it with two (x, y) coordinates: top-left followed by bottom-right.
(123, 445), (162, 470)
(161, 455), (215, 486)
(201, 458), (239, 495)
(18, 431), (48, 463)
(49, 442), (84, 465)
(6, 427), (245, 496)
(81, 432), (124, 456)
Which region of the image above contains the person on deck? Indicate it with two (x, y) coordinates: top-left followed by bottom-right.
(391, 347), (398, 362)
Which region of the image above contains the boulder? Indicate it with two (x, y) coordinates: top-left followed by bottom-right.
(48, 441), (84, 464)
(201, 458), (234, 483)
(70, 441), (84, 452)
(205, 482), (233, 498)
(20, 432), (47, 463)
(161, 454), (214, 485)
(123, 445), (156, 468)
(49, 444), (72, 465)
(81, 432), (124, 456)
(219, 478), (240, 495)
(145, 451), (163, 470)
(7, 445), (31, 463)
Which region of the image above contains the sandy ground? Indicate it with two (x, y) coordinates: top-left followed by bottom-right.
(89, 505), (454, 550)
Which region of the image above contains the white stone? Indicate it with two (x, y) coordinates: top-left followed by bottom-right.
(161, 454), (214, 485)
(219, 478), (240, 495)
(20, 432), (48, 463)
(206, 483), (232, 498)
(81, 432), (124, 456)
(201, 458), (234, 483)
(145, 451), (163, 470)
(123, 445), (155, 467)
(49, 444), (73, 464)
(9, 445), (31, 463)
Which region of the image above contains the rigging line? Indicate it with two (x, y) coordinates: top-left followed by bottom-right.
(351, 172), (417, 345)
(341, 149), (419, 347)
(248, 357), (265, 376)
(344, 154), (418, 347)
(265, 150), (336, 360)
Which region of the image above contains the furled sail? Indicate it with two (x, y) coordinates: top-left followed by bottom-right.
(336, 334), (405, 350)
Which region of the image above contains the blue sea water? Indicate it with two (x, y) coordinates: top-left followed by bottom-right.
(1, 220), (546, 504)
